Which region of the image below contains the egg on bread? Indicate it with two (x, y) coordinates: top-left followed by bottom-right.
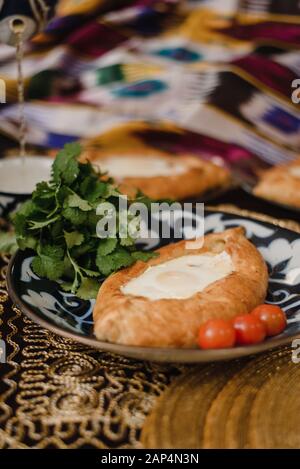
(93, 227), (268, 348)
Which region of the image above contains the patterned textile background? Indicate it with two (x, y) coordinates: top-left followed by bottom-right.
(0, 0), (299, 169)
(0, 1), (300, 449)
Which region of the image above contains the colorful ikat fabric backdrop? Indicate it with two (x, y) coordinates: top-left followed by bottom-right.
(0, 0), (299, 169)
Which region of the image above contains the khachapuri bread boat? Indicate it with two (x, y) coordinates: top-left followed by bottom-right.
(93, 227), (268, 347)
(82, 149), (230, 200)
(254, 157), (300, 209)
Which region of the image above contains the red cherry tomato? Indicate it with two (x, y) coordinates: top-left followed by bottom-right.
(233, 314), (266, 345)
(251, 304), (286, 337)
(198, 319), (236, 350)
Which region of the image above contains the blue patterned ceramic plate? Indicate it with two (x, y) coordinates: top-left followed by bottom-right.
(7, 209), (300, 363)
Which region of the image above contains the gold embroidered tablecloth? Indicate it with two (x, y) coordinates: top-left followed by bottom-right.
(141, 345), (300, 449)
(1, 205), (300, 449)
(0, 254), (185, 449)
(1, 0), (300, 449)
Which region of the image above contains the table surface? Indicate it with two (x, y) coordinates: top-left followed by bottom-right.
(1, 0), (300, 448)
(1, 189), (300, 449)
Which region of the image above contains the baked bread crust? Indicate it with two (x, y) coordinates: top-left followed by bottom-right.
(81, 149), (230, 200)
(93, 227), (268, 348)
(254, 158), (300, 208)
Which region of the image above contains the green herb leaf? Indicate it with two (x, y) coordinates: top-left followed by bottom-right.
(40, 244), (64, 260)
(12, 142), (159, 297)
(64, 231), (84, 250)
(111, 248), (133, 269)
(97, 238), (118, 257)
(14, 200), (38, 218)
(0, 230), (18, 255)
(80, 266), (100, 277)
(95, 254), (115, 276)
(67, 192), (92, 212)
(62, 207), (87, 226)
(96, 247), (133, 276)
(17, 235), (38, 251)
(29, 215), (60, 230)
(13, 213), (29, 237)
(32, 245), (65, 281)
(120, 235), (135, 247)
(32, 182), (56, 209)
(132, 251), (157, 262)
(60, 281), (73, 292)
(76, 278), (100, 300)
(80, 177), (108, 202)
(52, 142), (81, 184)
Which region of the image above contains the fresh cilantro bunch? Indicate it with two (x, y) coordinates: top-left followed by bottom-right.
(12, 143), (155, 300)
